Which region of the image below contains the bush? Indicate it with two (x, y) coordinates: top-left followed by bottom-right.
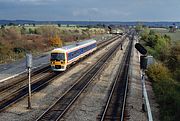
(153, 78), (180, 121)
(146, 63), (171, 82)
(166, 42), (180, 72)
(139, 27), (180, 121)
(13, 47), (25, 53)
(0, 42), (14, 63)
(147, 63), (180, 121)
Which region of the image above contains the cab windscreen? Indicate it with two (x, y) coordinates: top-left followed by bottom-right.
(51, 53), (65, 61)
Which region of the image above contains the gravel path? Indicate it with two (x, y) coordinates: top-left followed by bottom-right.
(126, 38), (147, 121)
(0, 53), (50, 81)
(0, 35), (122, 121)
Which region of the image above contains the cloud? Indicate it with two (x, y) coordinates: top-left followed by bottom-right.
(0, 0), (180, 21)
(0, 0), (58, 5)
(72, 7), (131, 21)
(20, 0), (46, 1)
(19, 0), (57, 4)
(73, 8), (99, 17)
(0, 0), (57, 2)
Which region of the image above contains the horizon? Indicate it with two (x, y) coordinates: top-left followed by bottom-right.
(1, 20), (180, 23)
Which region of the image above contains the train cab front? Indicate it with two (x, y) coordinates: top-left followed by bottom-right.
(50, 52), (67, 71)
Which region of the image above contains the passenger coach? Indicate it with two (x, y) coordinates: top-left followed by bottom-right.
(50, 39), (97, 71)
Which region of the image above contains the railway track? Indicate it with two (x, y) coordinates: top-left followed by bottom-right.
(35, 34), (127, 121)
(0, 35), (119, 93)
(0, 64), (50, 93)
(0, 66), (50, 99)
(97, 33), (133, 121)
(0, 35), (121, 112)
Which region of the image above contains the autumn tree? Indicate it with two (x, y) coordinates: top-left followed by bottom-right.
(50, 35), (63, 47)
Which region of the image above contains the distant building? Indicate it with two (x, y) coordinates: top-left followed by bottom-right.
(169, 24), (178, 32)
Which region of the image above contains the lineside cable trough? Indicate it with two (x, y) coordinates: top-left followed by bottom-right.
(135, 42), (154, 121)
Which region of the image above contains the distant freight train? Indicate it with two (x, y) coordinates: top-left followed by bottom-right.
(50, 39), (97, 71)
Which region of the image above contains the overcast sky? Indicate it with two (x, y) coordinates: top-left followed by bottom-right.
(0, 0), (180, 21)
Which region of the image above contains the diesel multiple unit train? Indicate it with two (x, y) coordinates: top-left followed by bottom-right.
(50, 39), (97, 71)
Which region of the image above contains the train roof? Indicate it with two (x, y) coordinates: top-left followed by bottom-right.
(62, 39), (96, 50)
(51, 39), (96, 52)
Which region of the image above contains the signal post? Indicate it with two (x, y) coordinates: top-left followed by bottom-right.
(26, 53), (32, 109)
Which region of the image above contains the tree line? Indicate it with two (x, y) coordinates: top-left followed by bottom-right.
(136, 26), (180, 121)
(0, 25), (105, 63)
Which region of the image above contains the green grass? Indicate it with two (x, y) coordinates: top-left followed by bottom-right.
(150, 28), (180, 41)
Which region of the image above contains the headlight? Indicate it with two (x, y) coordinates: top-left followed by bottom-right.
(60, 61), (65, 64)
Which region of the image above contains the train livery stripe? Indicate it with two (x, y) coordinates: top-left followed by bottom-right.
(51, 40), (97, 71)
(67, 48), (96, 64)
(67, 47), (96, 63)
(66, 41), (96, 53)
(67, 43), (96, 60)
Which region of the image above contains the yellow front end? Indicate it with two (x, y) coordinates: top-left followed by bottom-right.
(51, 60), (67, 71)
(50, 50), (67, 71)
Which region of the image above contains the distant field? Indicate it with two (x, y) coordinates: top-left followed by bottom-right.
(150, 28), (180, 41)
(0, 24), (106, 64)
(4, 25), (105, 35)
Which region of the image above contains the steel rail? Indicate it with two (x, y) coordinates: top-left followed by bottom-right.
(0, 35), (120, 112)
(0, 35), (119, 92)
(98, 33), (133, 121)
(36, 35), (126, 121)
